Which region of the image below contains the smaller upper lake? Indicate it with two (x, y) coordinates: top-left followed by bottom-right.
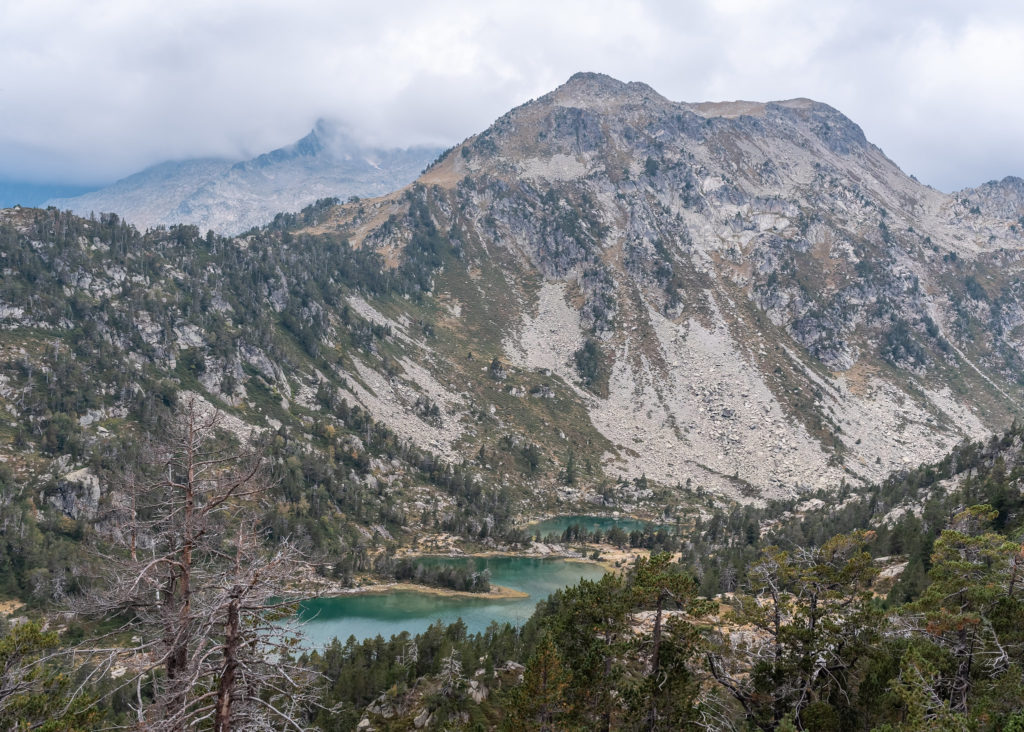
(299, 556), (605, 646)
(527, 514), (676, 539)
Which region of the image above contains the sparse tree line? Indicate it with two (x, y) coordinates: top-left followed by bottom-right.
(0, 201), (534, 605)
(534, 522), (681, 553)
(3, 404), (1024, 728)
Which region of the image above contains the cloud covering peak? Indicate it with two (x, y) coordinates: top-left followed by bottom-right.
(2, 0), (1023, 191)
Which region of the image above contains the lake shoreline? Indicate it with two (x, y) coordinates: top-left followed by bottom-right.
(403, 549), (628, 573)
(321, 581), (529, 600)
(297, 555), (611, 644)
(293, 550), (610, 604)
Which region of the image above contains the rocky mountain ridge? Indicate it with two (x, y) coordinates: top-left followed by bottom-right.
(46, 120), (442, 235)
(4, 72), (1024, 507)
(308, 72), (1024, 496)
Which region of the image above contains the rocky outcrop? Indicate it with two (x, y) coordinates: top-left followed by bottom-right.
(958, 176), (1024, 220)
(49, 467), (102, 520)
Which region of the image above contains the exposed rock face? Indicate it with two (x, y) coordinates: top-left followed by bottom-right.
(47, 120), (442, 235)
(315, 72), (1024, 497)
(50, 468), (102, 520)
(958, 176), (1024, 220)
(8, 72), (1024, 504)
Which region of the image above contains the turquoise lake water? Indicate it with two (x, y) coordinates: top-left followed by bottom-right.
(299, 556), (605, 645)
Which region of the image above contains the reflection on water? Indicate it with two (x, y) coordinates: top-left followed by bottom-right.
(299, 556), (605, 645)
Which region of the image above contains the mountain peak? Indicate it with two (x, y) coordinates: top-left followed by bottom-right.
(546, 71), (667, 108)
(264, 119), (358, 163)
(451, 75), (875, 187)
(309, 118), (359, 156)
(560, 71), (629, 92)
(47, 120), (442, 234)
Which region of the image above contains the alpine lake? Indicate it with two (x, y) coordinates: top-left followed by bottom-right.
(297, 515), (681, 645)
(299, 555), (604, 646)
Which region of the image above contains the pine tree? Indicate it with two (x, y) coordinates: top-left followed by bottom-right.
(707, 532), (881, 729)
(627, 552), (705, 729)
(563, 448), (577, 485)
(0, 621), (98, 730)
(903, 505), (1024, 715)
(506, 635), (570, 731)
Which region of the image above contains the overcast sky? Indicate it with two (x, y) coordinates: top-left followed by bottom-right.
(2, 0), (1023, 192)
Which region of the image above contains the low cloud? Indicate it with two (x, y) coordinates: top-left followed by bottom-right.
(2, 0), (1023, 191)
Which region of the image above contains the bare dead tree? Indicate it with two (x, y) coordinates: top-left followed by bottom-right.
(78, 395), (321, 730)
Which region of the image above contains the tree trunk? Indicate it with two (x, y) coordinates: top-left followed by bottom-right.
(602, 628), (613, 732)
(651, 592), (664, 677)
(214, 593), (241, 732)
(647, 590), (666, 730)
(164, 422), (197, 725)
